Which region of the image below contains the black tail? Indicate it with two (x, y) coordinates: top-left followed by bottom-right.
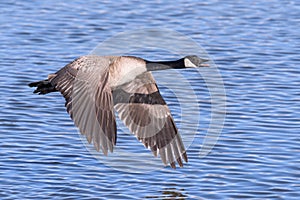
(28, 79), (57, 95)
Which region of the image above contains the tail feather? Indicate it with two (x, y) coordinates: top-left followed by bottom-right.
(28, 79), (57, 95)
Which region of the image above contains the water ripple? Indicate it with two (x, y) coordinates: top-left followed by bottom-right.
(1, 0), (300, 199)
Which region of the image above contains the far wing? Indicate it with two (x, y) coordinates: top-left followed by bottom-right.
(50, 56), (117, 155)
(113, 72), (187, 168)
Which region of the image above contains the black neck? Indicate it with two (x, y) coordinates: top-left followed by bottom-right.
(145, 58), (185, 71)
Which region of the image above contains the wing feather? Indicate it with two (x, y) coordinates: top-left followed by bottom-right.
(113, 72), (188, 168)
(50, 56), (117, 155)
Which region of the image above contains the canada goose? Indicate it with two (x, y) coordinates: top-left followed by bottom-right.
(29, 55), (209, 168)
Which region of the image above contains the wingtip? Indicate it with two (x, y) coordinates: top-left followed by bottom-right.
(170, 162), (176, 169)
(101, 146), (108, 156)
(177, 157), (183, 167)
(169, 152), (188, 169)
(183, 152), (188, 163)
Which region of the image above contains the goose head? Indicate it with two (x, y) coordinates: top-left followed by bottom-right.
(184, 55), (209, 68)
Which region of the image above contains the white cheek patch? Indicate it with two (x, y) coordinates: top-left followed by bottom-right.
(184, 58), (198, 68)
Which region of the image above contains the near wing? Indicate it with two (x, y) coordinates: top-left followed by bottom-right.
(113, 72), (188, 168)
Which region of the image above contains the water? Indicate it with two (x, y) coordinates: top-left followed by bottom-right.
(1, 0), (300, 199)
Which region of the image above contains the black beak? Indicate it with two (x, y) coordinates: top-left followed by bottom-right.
(199, 58), (210, 67)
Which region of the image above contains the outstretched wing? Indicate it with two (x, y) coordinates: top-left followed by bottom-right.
(113, 72), (187, 168)
(50, 56), (117, 155)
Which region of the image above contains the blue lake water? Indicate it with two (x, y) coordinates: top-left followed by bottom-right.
(1, 0), (300, 199)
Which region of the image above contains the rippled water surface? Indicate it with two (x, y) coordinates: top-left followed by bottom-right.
(1, 0), (300, 199)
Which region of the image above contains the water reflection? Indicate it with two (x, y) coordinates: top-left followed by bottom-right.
(145, 187), (187, 199)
